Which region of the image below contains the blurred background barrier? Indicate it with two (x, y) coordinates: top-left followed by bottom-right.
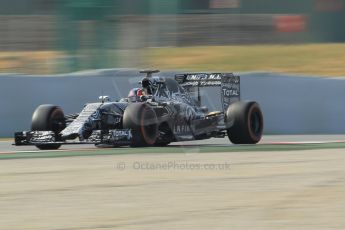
(0, 0), (344, 74)
(1, 69), (345, 137)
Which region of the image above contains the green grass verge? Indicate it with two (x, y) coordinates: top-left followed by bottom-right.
(1, 44), (344, 76)
(146, 44), (345, 77)
(2, 143), (345, 160)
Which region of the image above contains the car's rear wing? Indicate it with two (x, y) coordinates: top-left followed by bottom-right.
(175, 73), (240, 112)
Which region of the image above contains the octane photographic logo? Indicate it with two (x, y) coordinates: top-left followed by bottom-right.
(114, 161), (231, 171)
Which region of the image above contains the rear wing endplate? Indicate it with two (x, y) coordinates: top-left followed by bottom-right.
(175, 73), (240, 111)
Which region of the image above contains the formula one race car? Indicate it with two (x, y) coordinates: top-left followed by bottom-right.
(14, 70), (264, 150)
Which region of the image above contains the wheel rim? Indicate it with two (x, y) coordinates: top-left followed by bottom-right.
(251, 111), (261, 136)
(50, 108), (65, 132)
(140, 107), (158, 145)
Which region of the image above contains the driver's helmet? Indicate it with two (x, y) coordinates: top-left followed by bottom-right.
(128, 88), (143, 102)
(141, 77), (156, 95)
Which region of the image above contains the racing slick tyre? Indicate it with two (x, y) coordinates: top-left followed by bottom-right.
(123, 103), (158, 147)
(226, 101), (263, 144)
(31, 104), (66, 150)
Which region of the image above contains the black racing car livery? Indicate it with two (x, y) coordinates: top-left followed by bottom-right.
(14, 70), (264, 149)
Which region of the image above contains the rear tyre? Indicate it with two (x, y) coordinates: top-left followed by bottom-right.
(226, 101), (263, 144)
(31, 104), (66, 150)
(123, 103), (158, 147)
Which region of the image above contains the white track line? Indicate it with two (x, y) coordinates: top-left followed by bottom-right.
(1, 140), (345, 155)
(264, 140), (345, 145)
(0, 147), (99, 155)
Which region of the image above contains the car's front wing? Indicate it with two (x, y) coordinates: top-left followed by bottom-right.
(14, 129), (132, 146)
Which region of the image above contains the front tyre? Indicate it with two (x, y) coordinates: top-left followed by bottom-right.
(226, 101), (263, 144)
(31, 104), (66, 150)
(123, 103), (158, 147)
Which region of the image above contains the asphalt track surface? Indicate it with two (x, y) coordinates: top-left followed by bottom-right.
(2, 135), (345, 157)
(1, 135), (345, 230)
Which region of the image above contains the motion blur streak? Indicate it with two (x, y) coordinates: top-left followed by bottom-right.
(0, 0), (344, 74)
